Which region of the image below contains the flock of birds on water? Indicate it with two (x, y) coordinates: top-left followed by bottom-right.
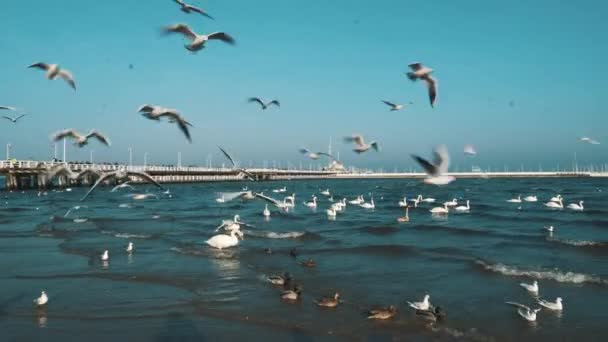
(0, 0), (600, 334)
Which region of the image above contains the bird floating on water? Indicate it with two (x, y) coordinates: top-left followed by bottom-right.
(406, 62), (437, 107)
(173, 0), (213, 19)
(28, 62), (76, 90)
(537, 297), (563, 311)
(281, 285), (302, 301)
(520, 280), (539, 294)
(505, 302), (541, 322)
(314, 292), (340, 307)
(507, 195), (522, 203)
(163, 24), (234, 52)
(34, 291), (48, 306)
(567, 201), (584, 211)
(248, 97), (280, 110)
(126, 242), (134, 253)
(415, 306), (446, 322)
(523, 195), (538, 202)
(206, 229), (243, 249)
(544, 198), (563, 209)
(138, 105), (193, 142)
(408, 294), (431, 311)
(397, 206), (410, 222)
(368, 305), (397, 319)
(344, 134), (379, 154)
(411, 145), (454, 185)
(101, 250), (109, 261)
(51, 129), (111, 147)
(454, 200), (470, 212)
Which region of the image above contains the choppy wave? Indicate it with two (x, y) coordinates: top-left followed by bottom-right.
(547, 238), (608, 249)
(100, 230), (153, 239)
(244, 230), (317, 240)
(474, 259), (608, 286)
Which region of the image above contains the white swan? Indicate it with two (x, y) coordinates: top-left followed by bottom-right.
(327, 207), (337, 217)
(284, 194), (296, 208)
(206, 230), (243, 249)
(544, 198), (563, 209)
(538, 297), (563, 311)
(407, 294), (431, 311)
(34, 291), (48, 306)
(125, 242), (134, 253)
(349, 195), (364, 205)
(263, 205), (270, 217)
(398, 197), (408, 207)
(216, 215), (243, 232)
(320, 189), (330, 196)
(332, 199), (346, 212)
(550, 195), (562, 202)
(520, 280), (539, 293)
(524, 195), (538, 202)
(397, 207), (410, 222)
(215, 195), (225, 203)
(567, 201), (584, 211)
(507, 195), (522, 203)
(360, 198), (375, 209)
(421, 195), (436, 203)
(444, 198), (458, 207)
(100, 250), (109, 261)
(430, 203), (449, 214)
(304, 196), (317, 208)
(454, 200), (470, 212)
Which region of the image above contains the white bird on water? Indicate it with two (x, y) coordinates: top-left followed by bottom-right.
(567, 201), (584, 211)
(550, 194), (563, 202)
(398, 197), (408, 207)
(215, 195), (226, 203)
(411, 145), (455, 185)
(444, 198), (458, 207)
(101, 250), (109, 261)
(163, 24), (235, 52)
(505, 302), (541, 322)
(381, 100), (412, 111)
(406, 62), (438, 107)
(454, 200), (470, 212)
(507, 195), (522, 203)
(34, 291), (48, 306)
(126, 242), (134, 253)
(545, 198), (564, 209)
(206, 229), (243, 250)
(263, 205), (270, 218)
(349, 196), (364, 205)
(28, 62), (76, 90)
(173, 0), (214, 19)
(304, 196), (317, 209)
(544, 225), (555, 233)
(430, 203), (449, 214)
(344, 134), (379, 154)
(523, 195), (538, 202)
(537, 297), (563, 311)
(51, 129), (111, 147)
(326, 206), (337, 218)
(360, 198), (375, 209)
(407, 294), (431, 311)
(520, 280), (539, 294)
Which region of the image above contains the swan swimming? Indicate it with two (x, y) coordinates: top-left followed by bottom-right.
(397, 207), (410, 222)
(567, 201), (584, 211)
(430, 203), (449, 214)
(507, 195), (522, 203)
(524, 195), (538, 202)
(544, 198), (563, 209)
(454, 200), (470, 212)
(34, 291), (48, 306)
(398, 197), (408, 207)
(304, 196), (317, 208)
(320, 189), (330, 196)
(263, 205), (270, 218)
(360, 198), (375, 209)
(101, 250), (109, 261)
(444, 198), (458, 207)
(126, 242), (134, 253)
(550, 194), (562, 202)
(206, 230), (243, 250)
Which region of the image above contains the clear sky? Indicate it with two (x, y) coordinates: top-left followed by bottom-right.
(0, 0), (606, 171)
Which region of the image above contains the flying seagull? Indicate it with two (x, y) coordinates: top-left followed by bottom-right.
(580, 136), (600, 145)
(173, 0), (214, 19)
(411, 145), (455, 185)
(463, 144), (477, 156)
(2, 114), (26, 123)
(381, 100), (412, 111)
(162, 24), (234, 52)
(218, 146), (256, 181)
(28, 62), (76, 90)
(343, 134), (379, 154)
(248, 97), (280, 110)
(81, 167), (164, 201)
(51, 129), (111, 147)
(138, 105), (193, 143)
(406, 62), (437, 107)
(299, 148), (334, 160)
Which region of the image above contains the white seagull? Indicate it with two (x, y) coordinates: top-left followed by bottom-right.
(101, 250), (109, 261)
(411, 145), (455, 185)
(406, 62), (437, 107)
(80, 167), (164, 201)
(520, 280), (539, 294)
(381, 100), (412, 111)
(580, 137), (600, 145)
(2, 113), (26, 123)
(344, 134), (379, 154)
(248, 97), (280, 110)
(567, 201), (584, 211)
(173, 0), (214, 19)
(407, 294), (431, 311)
(51, 129), (111, 147)
(126, 242), (134, 253)
(505, 302), (541, 322)
(537, 297), (563, 311)
(34, 291), (48, 306)
(138, 105), (193, 142)
(163, 23), (234, 52)
(28, 62), (76, 90)
(299, 148), (334, 160)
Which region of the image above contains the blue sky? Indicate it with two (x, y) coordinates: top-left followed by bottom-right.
(0, 0), (605, 171)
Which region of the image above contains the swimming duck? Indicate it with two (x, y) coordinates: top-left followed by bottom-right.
(300, 259), (317, 268)
(368, 305), (397, 320)
(314, 292), (340, 307)
(415, 306), (445, 322)
(267, 272), (291, 286)
(281, 285), (302, 301)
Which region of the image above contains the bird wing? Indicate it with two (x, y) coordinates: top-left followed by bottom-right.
(57, 69), (76, 90)
(218, 191), (248, 202)
(127, 171), (165, 190)
(248, 97), (265, 108)
(52, 129), (80, 142)
(505, 302), (530, 311)
(381, 100), (396, 108)
(28, 62), (50, 71)
(76, 168), (103, 179)
(238, 168), (256, 181)
(254, 192), (281, 207)
(188, 5), (214, 19)
(433, 145), (449, 174)
(411, 155), (438, 176)
(299, 148), (311, 155)
(207, 32), (235, 44)
(173, 0), (185, 5)
(81, 172), (115, 201)
(424, 76), (437, 107)
(267, 100), (280, 107)
(2, 116), (13, 121)
(344, 135), (364, 147)
(86, 130), (111, 146)
(408, 62), (423, 71)
(163, 24), (197, 40)
(46, 164), (77, 182)
(317, 152), (336, 160)
(14, 114), (26, 121)
(0, 106), (16, 110)
(158, 112), (192, 142)
(138, 104), (155, 113)
(218, 146), (237, 168)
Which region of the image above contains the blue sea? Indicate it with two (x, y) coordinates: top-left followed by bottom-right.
(1, 178), (607, 341)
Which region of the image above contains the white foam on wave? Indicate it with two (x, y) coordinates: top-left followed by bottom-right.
(100, 230), (151, 239)
(476, 259), (608, 286)
(548, 238), (603, 247)
(265, 231), (306, 239)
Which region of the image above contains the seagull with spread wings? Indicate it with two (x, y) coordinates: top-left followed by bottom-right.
(343, 134), (379, 154)
(28, 62), (76, 90)
(138, 105), (193, 143)
(406, 62), (437, 107)
(299, 148), (335, 160)
(248, 97), (280, 110)
(411, 145), (455, 185)
(163, 24), (234, 52)
(80, 167), (164, 201)
(173, 0), (214, 19)
(2, 113), (26, 123)
(381, 100), (412, 111)
(51, 129), (111, 147)
(218, 146), (256, 181)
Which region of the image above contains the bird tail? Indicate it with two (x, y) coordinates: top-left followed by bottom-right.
(406, 72), (417, 81)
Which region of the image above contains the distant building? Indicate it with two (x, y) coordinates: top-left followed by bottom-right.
(471, 165), (482, 172)
(324, 160), (346, 172)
